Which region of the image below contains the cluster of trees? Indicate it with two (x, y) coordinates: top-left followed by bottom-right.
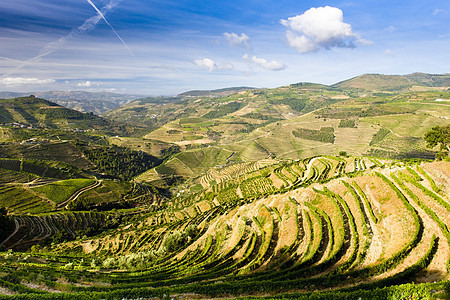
(166, 129), (181, 134)
(424, 124), (450, 158)
(67, 197), (131, 211)
(99, 225), (199, 270)
(81, 145), (161, 181)
(43, 107), (98, 120)
(0, 106), (14, 123)
(317, 105), (412, 119)
(358, 106), (412, 117)
(292, 127), (335, 143)
(338, 119), (356, 128)
(270, 97), (307, 112)
(316, 107), (361, 119)
(51, 214), (122, 244)
(0, 207), (14, 245)
(12, 107), (38, 124)
(102, 249), (165, 270)
(162, 225), (199, 252)
(160, 145), (181, 160)
(202, 101), (243, 119)
(242, 112), (282, 123)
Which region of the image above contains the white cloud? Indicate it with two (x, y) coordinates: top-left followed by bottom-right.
(224, 32), (251, 49)
(281, 6), (367, 53)
(77, 81), (92, 87)
(194, 58), (234, 72)
(220, 63), (234, 70)
(384, 49), (394, 56)
(433, 8), (447, 15)
(385, 26), (396, 32)
(0, 77), (55, 85)
(194, 58), (217, 72)
(243, 54), (286, 71)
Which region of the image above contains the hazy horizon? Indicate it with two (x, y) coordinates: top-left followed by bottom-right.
(1, 0), (449, 95)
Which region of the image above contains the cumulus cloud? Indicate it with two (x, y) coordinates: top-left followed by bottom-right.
(433, 8), (447, 15)
(194, 58), (234, 72)
(77, 81), (91, 87)
(77, 81), (97, 87)
(194, 58), (217, 72)
(224, 32), (251, 49)
(0, 77), (55, 86)
(243, 54), (286, 71)
(281, 6), (367, 53)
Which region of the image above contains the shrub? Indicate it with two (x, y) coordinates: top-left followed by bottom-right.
(292, 127), (335, 143)
(339, 151), (348, 157)
(162, 225), (199, 253)
(163, 231), (188, 252)
(338, 119), (356, 128)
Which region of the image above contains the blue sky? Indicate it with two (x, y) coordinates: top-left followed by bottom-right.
(0, 0), (449, 95)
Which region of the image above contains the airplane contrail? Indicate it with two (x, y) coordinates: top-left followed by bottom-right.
(2, 0), (124, 78)
(86, 0), (136, 61)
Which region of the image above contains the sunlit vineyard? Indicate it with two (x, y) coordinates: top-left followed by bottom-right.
(1, 157), (449, 299)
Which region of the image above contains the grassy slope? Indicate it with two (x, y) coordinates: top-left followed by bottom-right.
(32, 179), (95, 205)
(134, 89), (449, 183)
(2, 159), (447, 299)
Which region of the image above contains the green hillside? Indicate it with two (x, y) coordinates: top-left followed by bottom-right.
(134, 88), (449, 184)
(333, 72), (450, 91)
(0, 73), (450, 299)
(1, 157), (450, 298)
(0, 96), (110, 130)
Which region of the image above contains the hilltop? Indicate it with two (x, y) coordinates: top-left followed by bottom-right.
(333, 72), (450, 91)
(177, 86), (254, 97)
(0, 95), (153, 137)
(0, 95), (108, 130)
(0, 91), (144, 115)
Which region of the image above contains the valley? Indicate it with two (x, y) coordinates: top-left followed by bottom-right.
(0, 73), (449, 299)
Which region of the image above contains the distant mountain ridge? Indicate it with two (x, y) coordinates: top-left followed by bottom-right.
(0, 88), (255, 114)
(177, 86), (254, 97)
(0, 95), (110, 130)
(1, 73), (449, 115)
(0, 91), (144, 115)
(333, 72), (450, 91)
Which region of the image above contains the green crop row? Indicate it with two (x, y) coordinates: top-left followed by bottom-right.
(393, 172), (450, 271)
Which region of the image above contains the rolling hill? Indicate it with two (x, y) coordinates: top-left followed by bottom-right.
(333, 72), (450, 91)
(0, 95), (109, 130)
(0, 91), (143, 115)
(113, 75), (449, 185)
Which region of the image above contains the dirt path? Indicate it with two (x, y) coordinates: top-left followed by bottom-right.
(57, 180), (102, 209)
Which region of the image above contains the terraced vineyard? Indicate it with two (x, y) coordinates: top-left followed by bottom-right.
(1, 157), (449, 299)
(0, 211), (107, 251)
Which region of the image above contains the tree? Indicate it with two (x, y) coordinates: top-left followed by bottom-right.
(0, 207), (14, 244)
(339, 151), (348, 157)
(424, 124), (450, 157)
